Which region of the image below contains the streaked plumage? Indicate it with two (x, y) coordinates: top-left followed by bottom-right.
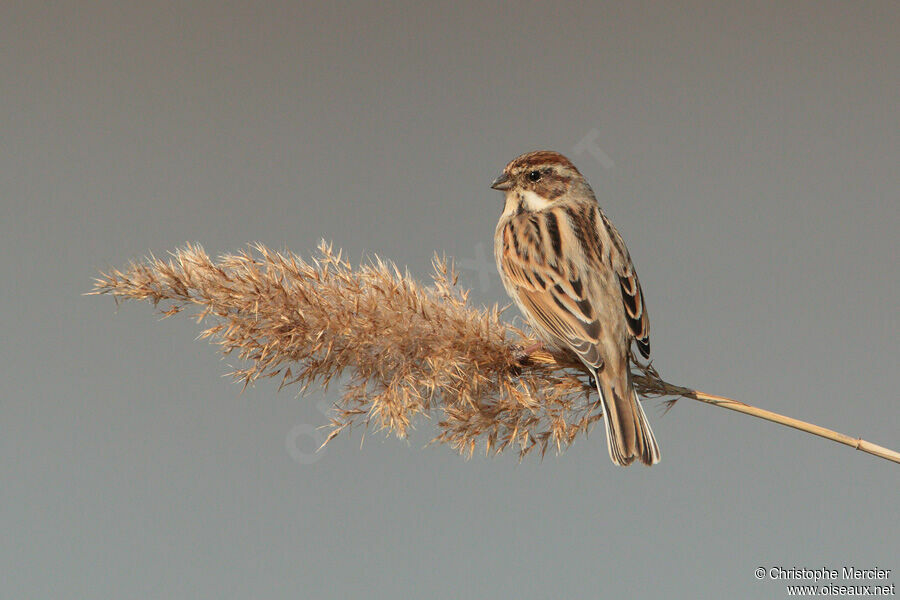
(492, 150), (660, 466)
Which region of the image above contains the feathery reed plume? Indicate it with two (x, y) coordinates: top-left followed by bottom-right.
(90, 242), (900, 464)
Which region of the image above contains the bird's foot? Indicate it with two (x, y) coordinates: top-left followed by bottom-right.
(521, 341), (544, 355)
(512, 341), (544, 364)
(511, 341), (544, 373)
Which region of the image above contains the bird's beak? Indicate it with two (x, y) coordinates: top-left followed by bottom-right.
(490, 172), (513, 191)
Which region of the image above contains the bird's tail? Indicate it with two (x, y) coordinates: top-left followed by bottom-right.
(595, 367), (660, 466)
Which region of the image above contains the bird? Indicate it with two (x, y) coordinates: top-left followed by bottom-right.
(491, 150), (660, 466)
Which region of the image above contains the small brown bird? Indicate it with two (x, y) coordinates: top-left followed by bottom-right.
(492, 150), (660, 466)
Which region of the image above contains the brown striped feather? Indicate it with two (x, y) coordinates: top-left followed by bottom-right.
(598, 210), (651, 358)
(500, 211), (604, 370)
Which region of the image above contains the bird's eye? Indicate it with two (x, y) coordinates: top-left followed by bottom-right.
(527, 170), (542, 182)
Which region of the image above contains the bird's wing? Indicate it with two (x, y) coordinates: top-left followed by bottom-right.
(498, 209), (604, 370)
(599, 210), (651, 358)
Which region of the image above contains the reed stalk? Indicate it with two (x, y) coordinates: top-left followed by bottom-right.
(90, 242), (898, 465)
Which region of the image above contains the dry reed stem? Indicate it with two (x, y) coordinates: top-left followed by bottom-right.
(90, 242), (899, 465)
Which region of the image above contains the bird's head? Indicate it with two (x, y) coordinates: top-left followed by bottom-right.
(490, 150), (586, 211)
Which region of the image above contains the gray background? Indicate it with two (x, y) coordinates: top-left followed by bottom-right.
(2, 1), (897, 598)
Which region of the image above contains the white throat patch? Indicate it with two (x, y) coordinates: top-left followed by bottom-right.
(501, 190), (553, 219)
(520, 190), (551, 211)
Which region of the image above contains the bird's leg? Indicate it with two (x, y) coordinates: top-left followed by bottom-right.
(521, 341), (544, 355)
(510, 341), (544, 371)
